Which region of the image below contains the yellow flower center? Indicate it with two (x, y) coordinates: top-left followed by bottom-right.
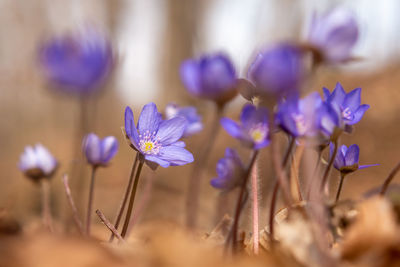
(143, 141), (154, 153)
(251, 130), (265, 143)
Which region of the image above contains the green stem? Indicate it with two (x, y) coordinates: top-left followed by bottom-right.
(121, 160), (144, 239)
(86, 166), (97, 235)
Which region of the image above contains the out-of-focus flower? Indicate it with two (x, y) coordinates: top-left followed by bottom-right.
(19, 144), (57, 180)
(323, 83), (369, 126)
(247, 44), (304, 97)
(276, 92), (322, 138)
(180, 53), (238, 105)
(317, 100), (342, 140)
(83, 133), (118, 167)
(220, 104), (270, 150)
(210, 148), (245, 191)
(39, 28), (113, 95)
(124, 103), (194, 169)
(308, 8), (359, 63)
(165, 103), (203, 137)
(330, 143), (378, 173)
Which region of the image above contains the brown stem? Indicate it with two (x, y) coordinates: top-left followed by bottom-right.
(121, 160), (144, 239)
(109, 153), (139, 242)
(335, 173), (346, 204)
(320, 139), (338, 192)
(96, 209), (125, 243)
(379, 161), (400, 196)
(251, 162), (259, 254)
(62, 174), (84, 235)
(186, 105), (223, 229)
(230, 150), (259, 254)
(306, 149), (323, 200)
(268, 137), (296, 242)
(86, 166), (97, 235)
(41, 179), (53, 232)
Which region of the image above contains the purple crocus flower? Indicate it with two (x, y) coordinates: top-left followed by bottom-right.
(220, 104), (270, 150)
(124, 103), (194, 169)
(330, 143), (378, 174)
(39, 28), (113, 95)
(276, 92), (322, 138)
(210, 148), (245, 191)
(19, 144), (57, 180)
(308, 8), (359, 63)
(323, 82), (369, 126)
(247, 44), (304, 97)
(180, 53), (238, 104)
(83, 133), (118, 167)
(165, 103), (203, 137)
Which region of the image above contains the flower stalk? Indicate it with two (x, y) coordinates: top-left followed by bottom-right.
(86, 166), (98, 235)
(41, 179), (53, 232)
(335, 173), (346, 204)
(251, 162), (259, 254)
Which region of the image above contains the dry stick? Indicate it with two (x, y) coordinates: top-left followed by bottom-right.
(109, 153), (139, 242)
(320, 139), (338, 192)
(251, 162), (259, 254)
(268, 137), (296, 242)
(379, 160), (400, 195)
(231, 150), (259, 254)
(41, 179), (53, 232)
(334, 173), (346, 204)
(121, 160), (144, 238)
(62, 174), (84, 235)
(86, 166), (98, 235)
(96, 209), (125, 243)
(186, 105), (223, 229)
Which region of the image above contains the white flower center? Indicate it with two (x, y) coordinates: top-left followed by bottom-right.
(139, 130), (161, 155)
(342, 107), (352, 121)
(292, 113), (307, 135)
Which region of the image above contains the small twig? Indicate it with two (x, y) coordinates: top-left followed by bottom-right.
(251, 162), (259, 254)
(96, 209), (125, 243)
(62, 174), (84, 235)
(379, 160), (400, 196)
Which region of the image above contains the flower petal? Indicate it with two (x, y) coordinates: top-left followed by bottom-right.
(145, 155), (170, 168)
(84, 133), (101, 165)
(344, 144), (359, 167)
(330, 143), (345, 170)
(35, 144), (57, 175)
(359, 164), (379, 169)
(124, 106), (139, 148)
(100, 136), (118, 164)
(157, 145), (194, 166)
(180, 60), (201, 95)
(156, 117), (186, 145)
(19, 146), (37, 171)
(220, 118), (243, 139)
(343, 87), (361, 112)
(329, 82), (346, 105)
(138, 102), (162, 134)
(348, 104), (369, 125)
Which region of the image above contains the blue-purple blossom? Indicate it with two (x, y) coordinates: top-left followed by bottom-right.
(308, 8), (359, 63)
(247, 44), (304, 97)
(330, 143), (378, 173)
(83, 133), (118, 167)
(124, 103), (194, 169)
(220, 104), (270, 150)
(317, 100), (342, 139)
(323, 82), (369, 125)
(39, 28), (113, 95)
(210, 148), (245, 191)
(276, 92), (322, 138)
(180, 53), (238, 103)
(19, 144), (57, 179)
(165, 103), (203, 137)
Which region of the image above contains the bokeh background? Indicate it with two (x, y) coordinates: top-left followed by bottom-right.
(1, 0), (400, 233)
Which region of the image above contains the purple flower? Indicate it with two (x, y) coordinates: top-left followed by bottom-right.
(83, 133), (118, 167)
(165, 103), (203, 137)
(124, 103), (194, 169)
(323, 82), (369, 125)
(210, 148), (245, 191)
(39, 28), (113, 95)
(247, 44), (304, 97)
(19, 144), (57, 180)
(221, 104), (270, 150)
(330, 143), (378, 173)
(276, 92), (322, 138)
(317, 100), (342, 139)
(308, 8), (359, 63)
(180, 53), (238, 104)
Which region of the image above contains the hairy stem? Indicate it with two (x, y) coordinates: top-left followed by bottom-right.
(251, 162), (259, 254)
(335, 173), (346, 204)
(320, 139), (338, 192)
(380, 160), (400, 196)
(41, 179), (53, 232)
(121, 160), (144, 239)
(186, 105), (223, 229)
(62, 174), (84, 235)
(96, 209), (125, 243)
(109, 153), (139, 242)
(86, 166), (97, 235)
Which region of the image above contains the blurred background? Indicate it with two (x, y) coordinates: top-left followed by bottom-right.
(1, 0), (400, 233)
